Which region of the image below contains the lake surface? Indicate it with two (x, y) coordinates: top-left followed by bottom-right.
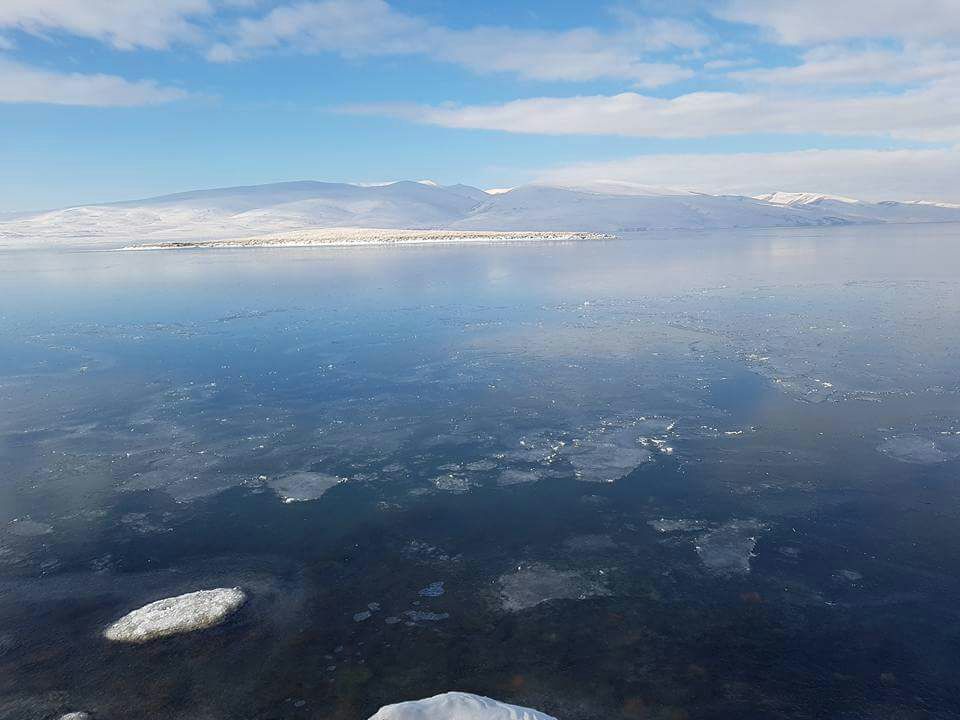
(1, 224), (959, 720)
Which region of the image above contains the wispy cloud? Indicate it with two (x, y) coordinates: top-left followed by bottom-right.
(730, 44), (960, 86)
(207, 0), (706, 86)
(0, 0), (212, 50)
(714, 0), (960, 44)
(538, 147), (960, 203)
(343, 78), (960, 142)
(0, 58), (189, 106)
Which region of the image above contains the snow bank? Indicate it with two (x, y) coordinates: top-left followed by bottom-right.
(104, 588), (246, 643)
(368, 692), (556, 720)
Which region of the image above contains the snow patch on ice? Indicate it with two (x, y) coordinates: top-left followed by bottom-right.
(104, 587), (247, 643)
(368, 692), (556, 720)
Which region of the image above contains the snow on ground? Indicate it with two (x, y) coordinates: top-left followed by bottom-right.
(124, 228), (611, 250)
(103, 588), (247, 643)
(368, 692), (557, 720)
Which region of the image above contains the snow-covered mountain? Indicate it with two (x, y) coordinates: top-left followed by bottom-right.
(755, 191), (960, 223)
(2, 180), (959, 247)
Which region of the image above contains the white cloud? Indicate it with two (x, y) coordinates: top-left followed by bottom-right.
(0, 58), (189, 105)
(343, 78), (960, 142)
(731, 44), (960, 86)
(210, 0), (705, 86)
(0, 0), (212, 50)
(715, 0), (960, 44)
(537, 147), (960, 204)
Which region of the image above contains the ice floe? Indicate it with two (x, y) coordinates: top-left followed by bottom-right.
(649, 518), (706, 534)
(368, 691), (556, 720)
(418, 581), (445, 597)
(498, 563), (609, 612)
(694, 520), (765, 577)
(403, 610), (450, 623)
(6, 519), (53, 537)
(877, 435), (956, 464)
(104, 587), (247, 643)
(267, 471), (344, 502)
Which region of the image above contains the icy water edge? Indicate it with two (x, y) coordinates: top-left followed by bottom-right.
(1, 224), (959, 719)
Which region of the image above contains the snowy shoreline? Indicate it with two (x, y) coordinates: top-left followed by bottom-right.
(118, 228), (615, 251)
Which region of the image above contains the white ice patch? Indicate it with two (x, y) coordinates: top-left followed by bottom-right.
(498, 563), (609, 612)
(104, 587), (246, 643)
(368, 692), (556, 720)
(649, 518), (705, 534)
(430, 473), (476, 494)
(877, 435), (955, 464)
(693, 520), (765, 577)
(6, 519), (53, 537)
(267, 472), (344, 502)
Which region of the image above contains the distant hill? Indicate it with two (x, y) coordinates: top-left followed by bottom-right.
(2, 180), (959, 247)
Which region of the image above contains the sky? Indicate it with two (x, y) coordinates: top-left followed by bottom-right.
(1, 0), (959, 211)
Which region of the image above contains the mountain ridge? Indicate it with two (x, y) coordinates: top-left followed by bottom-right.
(2, 180), (959, 247)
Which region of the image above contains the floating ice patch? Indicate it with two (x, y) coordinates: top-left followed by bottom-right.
(693, 520), (765, 577)
(403, 610), (449, 623)
(430, 474), (475, 493)
(836, 569), (863, 584)
(877, 435), (954, 464)
(6, 519), (53, 537)
(402, 540), (455, 565)
(498, 563), (609, 612)
(566, 440), (652, 483)
(496, 468), (547, 486)
(58, 713), (91, 720)
(649, 518), (705, 534)
(418, 581), (445, 597)
(368, 692), (557, 720)
(267, 471), (344, 503)
(104, 587), (246, 643)
(562, 534), (617, 553)
(120, 512), (168, 534)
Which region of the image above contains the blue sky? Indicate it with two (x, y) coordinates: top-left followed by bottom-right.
(1, 0), (959, 211)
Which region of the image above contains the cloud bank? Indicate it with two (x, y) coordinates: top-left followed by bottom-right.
(538, 147), (960, 204)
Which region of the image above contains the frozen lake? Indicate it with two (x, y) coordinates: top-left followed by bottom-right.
(1, 223), (959, 719)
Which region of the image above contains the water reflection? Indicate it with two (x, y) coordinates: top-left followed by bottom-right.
(1, 224), (959, 719)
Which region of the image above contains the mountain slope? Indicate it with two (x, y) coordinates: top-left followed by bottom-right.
(756, 191), (960, 223)
(2, 181), (960, 247)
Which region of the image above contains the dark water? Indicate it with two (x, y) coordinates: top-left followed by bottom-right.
(1, 224), (959, 720)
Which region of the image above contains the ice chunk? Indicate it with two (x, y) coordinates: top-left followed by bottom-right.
(418, 581), (445, 597)
(649, 518), (705, 534)
(498, 563), (609, 612)
(58, 714), (92, 720)
(877, 435), (953, 464)
(104, 587), (246, 643)
(430, 474), (476, 493)
(403, 610), (449, 623)
(6, 519), (53, 537)
(368, 692), (556, 720)
(267, 472), (343, 502)
(496, 468), (547, 486)
(694, 520), (765, 577)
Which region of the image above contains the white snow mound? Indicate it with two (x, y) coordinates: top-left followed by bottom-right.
(368, 692), (556, 720)
(104, 587), (246, 643)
